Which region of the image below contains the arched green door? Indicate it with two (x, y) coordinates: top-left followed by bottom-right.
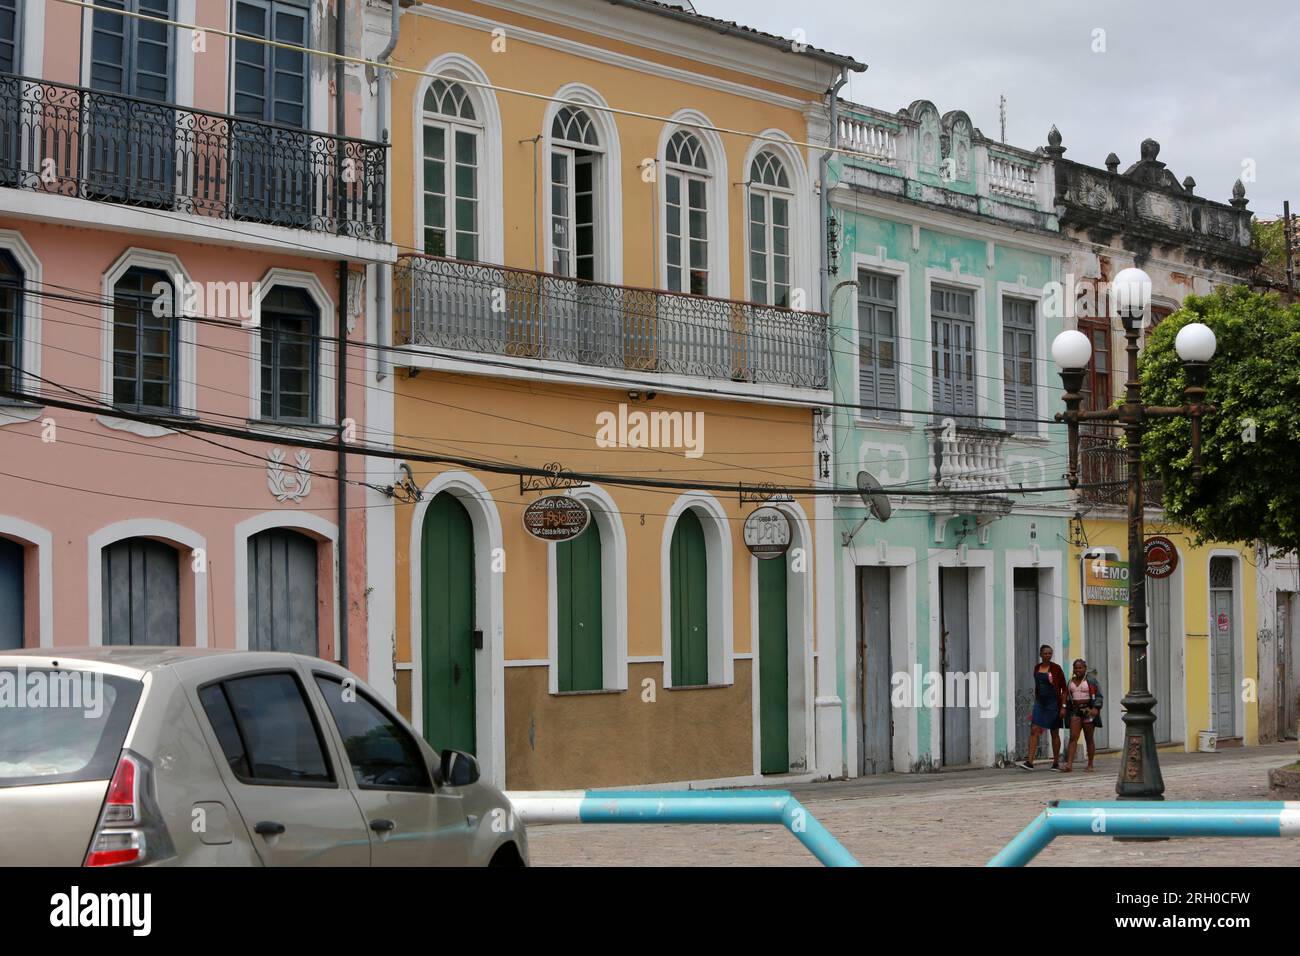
(422, 493), (476, 755)
(670, 509), (709, 686)
(758, 556), (789, 773)
(557, 521), (603, 691)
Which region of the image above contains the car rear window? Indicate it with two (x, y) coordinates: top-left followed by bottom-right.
(0, 667), (143, 788)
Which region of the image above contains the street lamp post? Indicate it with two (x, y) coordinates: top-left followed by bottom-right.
(1052, 268), (1217, 800)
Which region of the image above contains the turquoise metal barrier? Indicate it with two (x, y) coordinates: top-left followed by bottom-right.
(989, 800), (1300, 867)
(506, 789), (860, 867)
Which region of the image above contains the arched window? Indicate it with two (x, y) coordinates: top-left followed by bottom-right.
(102, 537), (179, 646)
(0, 250), (22, 394)
(549, 106), (602, 280)
(112, 267), (175, 413)
(423, 78), (481, 260)
(259, 285), (319, 422)
(669, 508), (709, 685)
(748, 151), (792, 307)
(664, 130), (710, 296)
(556, 520), (602, 691)
(247, 528), (319, 655)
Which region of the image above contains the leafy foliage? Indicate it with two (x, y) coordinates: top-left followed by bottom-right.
(1251, 218), (1291, 274)
(1141, 285), (1300, 551)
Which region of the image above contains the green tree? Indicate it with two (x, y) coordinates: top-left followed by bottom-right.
(1251, 218), (1288, 273)
(1141, 284), (1300, 551)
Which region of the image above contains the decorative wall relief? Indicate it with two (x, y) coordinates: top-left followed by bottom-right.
(268, 447), (313, 503)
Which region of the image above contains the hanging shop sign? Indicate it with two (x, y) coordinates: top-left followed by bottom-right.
(1083, 556), (1129, 606)
(1144, 536), (1179, 579)
(743, 507), (792, 560)
(522, 495), (589, 542)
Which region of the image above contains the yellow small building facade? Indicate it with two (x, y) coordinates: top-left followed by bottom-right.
(378, 0), (862, 788)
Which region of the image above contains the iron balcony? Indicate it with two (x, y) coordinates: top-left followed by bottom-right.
(393, 254), (830, 390)
(0, 74), (387, 241)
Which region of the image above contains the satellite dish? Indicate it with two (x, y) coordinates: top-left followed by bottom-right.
(842, 471), (892, 547)
(857, 470), (893, 523)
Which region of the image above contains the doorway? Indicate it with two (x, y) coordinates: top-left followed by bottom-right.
(1012, 569), (1039, 761)
(1209, 557), (1237, 738)
(421, 492), (477, 755)
(758, 556), (789, 774)
(857, 567), (892, 775)
(1280, 591), (1298, 739)
(939, 567), (971, 766)
(1146, 575), (1174, 744)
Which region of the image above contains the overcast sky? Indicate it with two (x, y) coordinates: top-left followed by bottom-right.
(698, 0), (1298, 216)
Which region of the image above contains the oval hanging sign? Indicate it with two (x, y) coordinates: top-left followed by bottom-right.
(744, 506), (792, 560)
(1144, 535), (1179, 579)
(523, 495), (589, 542)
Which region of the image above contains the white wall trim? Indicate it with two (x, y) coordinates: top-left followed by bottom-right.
(850, 248), (913, 427)
(0, 515), (54, 647)
(660, 491), (733, 688)
(924, 265), (988, 420)
(87, 519), (208, 648)
(232, 511), (340, 656)
(740, 131), (814, 311)
(545, 484), (629, 694)
(408, 471), (506, 787)
(841, 538), (918, 776)
(540, 84), (624, 285)
(657, 111), (730, 299)
(18, 0), (43, 80)
(926, 546), (995, 767)
(410, 53), (504, 265)
(247, 268), (338, 426)
(98, 248), (198, 421)
(411, 2), (823, 107)
(0, 229), (42, 408)
(995, 278), (1048, 439)
(1207, 548), (1247, 741)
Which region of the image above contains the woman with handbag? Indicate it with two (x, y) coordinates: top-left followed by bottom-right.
(1016, 644), (1067, 771)
(1062, 658), (1104, 773)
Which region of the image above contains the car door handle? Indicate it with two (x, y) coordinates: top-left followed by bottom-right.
(370, 819), (396, 833)
(254, 821), (285, 836)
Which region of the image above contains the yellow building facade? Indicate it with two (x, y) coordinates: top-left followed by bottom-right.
(380, 1), (862, 788)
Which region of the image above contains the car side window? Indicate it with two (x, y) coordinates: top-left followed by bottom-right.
(313, 675), (432, 791)
(198, 672), (334, 786)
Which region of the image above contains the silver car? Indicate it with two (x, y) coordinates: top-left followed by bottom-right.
(0, 647), (527, 866)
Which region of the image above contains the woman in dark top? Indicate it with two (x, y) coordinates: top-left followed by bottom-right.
(1017, 644), (1066, 771)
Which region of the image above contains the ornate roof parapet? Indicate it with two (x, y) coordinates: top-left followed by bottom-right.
(1046, 129), (1260, 274)
(832, 98), (1057, 233)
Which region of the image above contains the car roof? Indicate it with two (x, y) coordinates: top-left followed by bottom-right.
(0, 646), (343, 678)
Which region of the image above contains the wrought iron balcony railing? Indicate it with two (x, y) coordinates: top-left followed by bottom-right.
(393, 254), (829, 389)
(1079, 431), (1163, 508)
(0, 74), (387, 241)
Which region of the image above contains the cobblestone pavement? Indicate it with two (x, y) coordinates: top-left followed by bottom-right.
(526, 743), (1300, 866)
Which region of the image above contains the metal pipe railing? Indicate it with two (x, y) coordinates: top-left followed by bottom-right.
(506, 789), (860, 867)
(988, 800), (1300, 867)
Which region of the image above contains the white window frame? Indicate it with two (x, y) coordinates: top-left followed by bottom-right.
(421, 86), (483, 261)
(746, 151), (794, 307)
(658, 114), (727, 298)
(997, 279), (1048, 439)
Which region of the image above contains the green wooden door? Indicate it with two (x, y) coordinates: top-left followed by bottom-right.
(670, 509), (709, 686)
(422, 493), (476, 755)
(758, 556), (789, 773)
(557, 522), (603, 691)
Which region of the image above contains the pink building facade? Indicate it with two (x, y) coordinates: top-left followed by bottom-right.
(0, 0), (395, 678)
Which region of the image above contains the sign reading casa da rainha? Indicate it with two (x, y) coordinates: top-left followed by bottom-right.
(1083, 556), (1129, 606)
(1144, 535), (1179, 579)
(743, 506), (792, 560)
(523, 495), (589, 542)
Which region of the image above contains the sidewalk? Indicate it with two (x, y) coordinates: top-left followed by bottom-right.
(525, 743), (1299, 866)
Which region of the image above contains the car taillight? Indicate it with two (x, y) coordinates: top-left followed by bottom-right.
(85, 751), (172, 867)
